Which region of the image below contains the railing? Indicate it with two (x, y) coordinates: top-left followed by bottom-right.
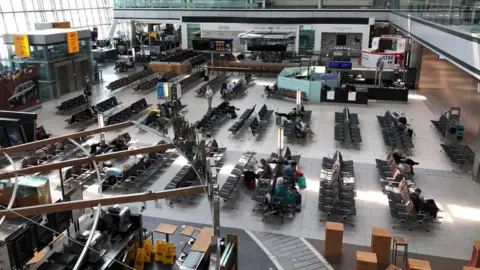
(392, 2), (480, 33)
(114, 0), (262, 8)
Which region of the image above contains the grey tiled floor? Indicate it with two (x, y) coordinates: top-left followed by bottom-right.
(23, 64), (480, 264)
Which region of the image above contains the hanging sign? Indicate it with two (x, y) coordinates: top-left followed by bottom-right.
(13, 35), (31, 58)
(67, 31), (80, 53)
(52, 22), (71, 28)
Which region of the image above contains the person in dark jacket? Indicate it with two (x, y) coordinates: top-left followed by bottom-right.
(393, 150), (419, 175)
(410, 188), (440, 219)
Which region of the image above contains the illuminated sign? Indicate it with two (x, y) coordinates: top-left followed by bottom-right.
(67, 31), (79, 53)
(328, 61), (352, 70)
(13, 35), (30, 58)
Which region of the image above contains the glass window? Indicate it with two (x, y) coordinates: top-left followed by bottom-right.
(2, 1), (14, 12)
(3, 14), (17, 32)
(77, 0), (84, 8)
(69, 0), (77, 9)
(36, 12), (43, 23)
(84, 0), (91, 8)
(54, 0), (62, 9)
(71, 10), (80, 27)
(15, 13), (29, 32)
(79, 10), (87, 26)
(24, 0), (35, 11)
(46, 11), (55, 22)
(11, 1), (24, 11)
(55, 10), (64, 22)
(63, 10), (72, 23)
(43, 0), (53, 9)
(87, 10), (95, 26)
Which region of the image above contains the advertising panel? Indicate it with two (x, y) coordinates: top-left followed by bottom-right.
(67, 31), (80, 53)
(13, 34), (31, 58)
(0, 67), (41, 111)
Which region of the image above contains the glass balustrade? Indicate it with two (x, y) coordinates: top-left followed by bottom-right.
(391, 0), (480, 33)
(114, 0), (262, 8)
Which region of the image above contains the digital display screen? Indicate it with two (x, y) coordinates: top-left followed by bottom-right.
(5, 126), (24, 146)
(328, 61), (352, 70)
(193, 38), (233, 52)
(336, 34), (347, 46)
(117, 44), (127, 54)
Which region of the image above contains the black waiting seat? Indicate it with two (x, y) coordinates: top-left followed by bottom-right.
(107, 98), (151, 126)
(196, 73), (228, 97)
(441, 141), (475, 170)
(56, 94), (87, 114)
(335, 107), (359, 125)
(107, 69), (154, 91)
(228, 105), (256, 135)
(378, 111), (414, 150)
(431, 114), (448, 136)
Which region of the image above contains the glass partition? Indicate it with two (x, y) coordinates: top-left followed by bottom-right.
(391, 0), (480, 33)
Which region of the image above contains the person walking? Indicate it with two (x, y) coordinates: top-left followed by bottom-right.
(206, 85), (213, 112)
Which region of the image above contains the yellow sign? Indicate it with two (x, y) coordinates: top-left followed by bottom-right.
(52, 22), (71, 28)
(67, 31), (79, 53)
(13, 35), (30, 58)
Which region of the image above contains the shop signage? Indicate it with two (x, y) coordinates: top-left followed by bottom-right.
(52, 22), (71, 28)
(67, 31), (79, 53)
(361, 52), (397, 69)
(13, 35), (30, 58)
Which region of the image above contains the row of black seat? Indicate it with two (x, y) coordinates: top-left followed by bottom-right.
(219, 151), (256, 201)
(334, 107), (362, 147)
(21, 133), (93, 168)
(431, 114), (447, 136)
(378, 111), (414, 150)
(335, 107), (359, 125)
(65, 97), (121, 126)
(56, 94), (87, 114)
(90, 132), (131, 155)
(375, 152), (414, 189)
(158, 50), (199, 63)
(194, 102), (230, 134)
(177, 71), (203, 93)
(103, 140), (169, 191)
(164, 165), (197, 191)
(228, 105), (256, 135)
(107, 98), (151, 126)
(268, 146), (301, 166)
(441, 141), (475, 170)
(250, 104), (274, 139)
(186, 53), (208, 67)
(106, 69), (153, 91)
(230, 74), (253, 99)
(196, 73), (228, 97)
(266, 87), (309, 102)
(133, 71), (177, 92)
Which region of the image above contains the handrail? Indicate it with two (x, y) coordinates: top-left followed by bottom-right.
(0, 152), (19, 228)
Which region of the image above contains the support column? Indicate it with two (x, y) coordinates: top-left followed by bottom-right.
(130, 20), (136, 49)
(409, 40), (423, 90)
(473, 125), (480, 181)
(318, 0), (323, 9)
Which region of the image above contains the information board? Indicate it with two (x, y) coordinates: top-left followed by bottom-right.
(157, 82), (165, 99)
(67, 31), (80, 53)
(13, 35), (30, 58)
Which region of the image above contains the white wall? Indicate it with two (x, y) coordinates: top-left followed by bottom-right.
(314, 24), (372, 52)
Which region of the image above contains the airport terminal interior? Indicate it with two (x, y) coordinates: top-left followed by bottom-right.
(2, 1), (480, 270)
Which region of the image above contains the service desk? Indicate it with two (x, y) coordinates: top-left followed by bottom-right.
(367, 87), (409, 102)
(321, 89), (368, 105)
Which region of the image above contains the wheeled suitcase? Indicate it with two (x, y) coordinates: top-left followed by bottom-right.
(293, 190), (302, 206)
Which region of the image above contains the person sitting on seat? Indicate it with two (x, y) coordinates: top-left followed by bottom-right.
(257, 158), (272, 179)
(205, 134), (219, 155)
(393, 149), (419, 175)
(283, 161), (298, 188)
(223, 102), (239, 119)
(111, 135), (128, 152)
(275, 177), (296, 218)
(145, 110), (161, 126)
(243, 169), (257, 190)
(103, 166), (124, 187)
(410, 188), (441, 219)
